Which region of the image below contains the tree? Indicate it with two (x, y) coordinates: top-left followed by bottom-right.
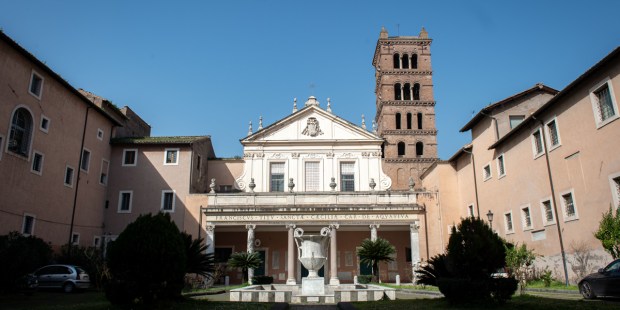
(105, 213), (186, 304)
(505, 243), (536, 294)
(595, 205), (620, 259)
(0, 232), (52, 292)
(181, 232), (216, 280)
(227, 252), (262, 284)
(356, 238), (396, 281)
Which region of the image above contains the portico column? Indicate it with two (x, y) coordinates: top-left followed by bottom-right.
(329, 224), (340, 285)
(205, 223), (215, 255)
(246, 224), (256, 284)
(370, 224), (380, 241)
(410, 222), (421, 284)
(286, 224), (296, 285)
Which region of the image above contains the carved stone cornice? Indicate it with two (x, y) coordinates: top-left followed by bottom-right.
(380, 100), (436, 107)
(382, 129), (438, 135)
(384, 157), (439, 163)
(378, 70), (433, 76)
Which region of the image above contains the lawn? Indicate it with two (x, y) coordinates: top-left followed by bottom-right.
(526, 280), (579, 291)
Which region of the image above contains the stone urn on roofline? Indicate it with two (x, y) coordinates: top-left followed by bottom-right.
(294, 227), (331, 295)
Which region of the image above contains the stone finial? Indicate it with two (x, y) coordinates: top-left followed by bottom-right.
(329, 177), (337, 191)
(380, 26), (388, 39)
(288, 178), (295, 193)
(209, 178), (216, 193)
(293, 98), (298, 113)
(361, 114), (366, 129)
(327, 98), (332, 113)
(409, 176), (416, 191)
(248, 121), (253, 136)
(369, 178), (376, 190)
(372, 120), (377, 134)
(419, 27), (428, 38)
(305, 96), (320, 107)
(248, 178), (256, 192)
(258, 116), (263, 130)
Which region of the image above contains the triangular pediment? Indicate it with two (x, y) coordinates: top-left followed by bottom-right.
(242, 106), (381, 145)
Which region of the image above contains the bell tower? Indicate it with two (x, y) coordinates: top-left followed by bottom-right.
(373, 27), (438, 190)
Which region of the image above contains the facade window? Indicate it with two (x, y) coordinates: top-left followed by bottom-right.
(22, 214), (35, 236)
(393, 53), (400, 69)
(397, 142), (405, 156)
(561, 191), (578, 220)
(270, 162), (285, 192)
(504, 212), (514, 233)
(546, 118), (561, 148)
(340, 162), (355, 192)
(97, 129), (104, 141)
(521, 206), (532, 230)
(531, 128), (544, 157)
(406, 113), (412, 129)
(29, 71), (44, 99)
(81, 148), (91, 172)
(122, 149), (137, 166)
(161, 190), (175, 212)
(509, 115), (525, 129)
(541, 199), (555, 225)
(497, 154), (505, 177)
(64, 166), (74, 187)
(31, 151), (44, 175)
(415, 142), (423, 156)
(8, 107), (33, 157)
(40, 116), (50, 133)
(118, 191), (133, 213)
(71, 233), (80, 245)
(395, 113), (401, 129)
(196, 155), (202, 171)
(100, 159), (109, 185)
(93, 236), (101, 248)
(610, 173), (620, 209)
(590, 79), (618, 127)
(394, 83), (402, 100)
(413, 83), (420, 100)
(164, 148), (179, 165)
(411, 54), (418, 69)
(483, 163), (492, 180)
(401, 53), (410, 68)
(417, 113), (423, 129)
(403, 83), (411, 100)
(467, 205), (474, 217)
(304, 161), (320, 191)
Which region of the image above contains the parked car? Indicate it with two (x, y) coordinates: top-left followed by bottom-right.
(33, 264), (90, 293)
(579, 259), (620, 299)
(16, 273), (38, 294)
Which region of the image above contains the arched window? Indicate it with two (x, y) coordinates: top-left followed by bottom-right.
(8, 108), (33, 156)
(394, 84), (402, 100)
(401, 54), (409, 69)
(395, 113), (401, 129)
(403, 83), (411, 100)
(413, 83), (420, 100)
(393, 53), (400, 69)
(416, 142), (424, 156)
(398, 142), (405, 156)
(411, 54), (418, 69)
(417, 113), (423, 129)
(407, 113), (412, 129)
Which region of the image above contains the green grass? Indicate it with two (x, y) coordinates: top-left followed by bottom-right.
(527, 280), (579, 290)
(376, 283), (440, 291)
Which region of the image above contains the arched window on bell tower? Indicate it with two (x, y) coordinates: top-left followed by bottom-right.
(411, 54), (418, 69)
(417, 113), (423, 129)
(398, 142), (405, 157)
(401, 53), (409, 69)
(406, 113), (412, 129)
(403, 83), (411, 100)
(393, 53), (400, 69)
(413, 83), (420, 100)
(395, 113), (402, 129)
(416, 142), (424, 157)
(394, 84), (402, 100)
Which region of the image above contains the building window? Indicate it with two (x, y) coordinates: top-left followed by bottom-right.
(81, 148), (91, 172)
(590, 78), (618, 127)
(270, 162), (285, 192)
(411, 54), (418, 69)
(100, 159), (109, 185)
(531, 128), (544, 157)
(196, 155), (202, 171)
(403, 83), (411, 100)
(483, 163), (492, 181)
(31, 151), (44, 175)
(417, 113), (423, 129)
(161, 190), (175, 212)
(164, 148), (179, 165)
(397, 142), (406, 156)
(122, 149), (137, 166)
(394, 83), (402, 100)
(401, 53), (410, 69)
(509, 115), (525, 129)
(395, 113), (401, 129)
(541, 199), (555, 225)
(467, 205), (475, 217)
(413, 83), (420, 100)
(393, 53), (400, 69)
(415, 142), (423, 156)
(521, 206), (532, 230)
(546, 118), (561, 149)
(22, 214), (36, 236)
(97, 129), (104, 141)
(71, 233), (80, 245)
(609, 173), (620, 209)
(93, 236), (101, 248)
(8, 107), (33, 157)
(340, 162), (355, 192)
(496, 154), (505, 178)
(305, 161), (320, 191)
(561, 191), (578, 221)
(64, 166), (74, 187)
(28, 71), (44, 99)
(118, 191), (133, 213)
(504, 212), (514, 233)
(40, 116), (50, 133)
(406, 113), (412, 129)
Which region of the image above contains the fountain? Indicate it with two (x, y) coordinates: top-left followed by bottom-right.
(294, 227), (330, 296)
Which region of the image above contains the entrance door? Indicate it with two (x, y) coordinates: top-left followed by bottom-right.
(255, 250), (266, 276)
(359, 260), (372, 276)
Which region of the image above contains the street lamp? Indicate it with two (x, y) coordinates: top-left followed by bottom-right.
(486, 210), (494, 227)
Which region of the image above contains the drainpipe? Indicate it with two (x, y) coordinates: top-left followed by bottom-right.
(533, 116), (569, 286)
(68, 106), (91, 256)
(462, 147), (481, 218)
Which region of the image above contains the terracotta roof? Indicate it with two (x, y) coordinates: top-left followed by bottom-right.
(111, 136), (210, 145)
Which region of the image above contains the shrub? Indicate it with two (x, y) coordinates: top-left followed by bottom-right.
(357, 275), (373, 284)
(437, 277), (489, 303)
(489, 277), (518, 303)
(594, 205), (620, 259)
(181, 232), (216, 280)
(251, 275), (273, 284)
(0, 231), (52, 292)
(227, 252), (262, 284)
(417, 254), (449, 286)
(505, 243), (536, 294)
(356, 238), (395, 281)
(105, 213), (186, 305)
(540, 269), (553, 287)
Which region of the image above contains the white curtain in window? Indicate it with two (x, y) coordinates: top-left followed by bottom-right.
(305, 162), (320, 191)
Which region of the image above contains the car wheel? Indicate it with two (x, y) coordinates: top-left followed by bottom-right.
(579, 281), (596, 299)
(63, 282), (75, 293)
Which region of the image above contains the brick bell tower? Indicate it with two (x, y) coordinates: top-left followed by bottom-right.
(373, 27), (438, 190)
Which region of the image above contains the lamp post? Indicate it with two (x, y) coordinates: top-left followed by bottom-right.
(486, 210), (494, 228)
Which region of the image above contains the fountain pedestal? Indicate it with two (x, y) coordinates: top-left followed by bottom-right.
(294, 227), (330, 296)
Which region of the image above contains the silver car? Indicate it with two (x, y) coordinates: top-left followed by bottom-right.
(33, 264), (90, 293)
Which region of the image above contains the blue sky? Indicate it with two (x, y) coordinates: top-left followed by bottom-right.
(1, 1), (618, 158)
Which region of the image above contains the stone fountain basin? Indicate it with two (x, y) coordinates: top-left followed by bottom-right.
(229, 284), (396, 304)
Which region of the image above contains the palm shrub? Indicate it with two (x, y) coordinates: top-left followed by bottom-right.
(181, 232), (216, 280)
(417, 254), (449, 286)
(0, 231), (52, 292)
(356, 238), (395, 282)
(105, 213), (186, 305)
(227, 252), (262, 284)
